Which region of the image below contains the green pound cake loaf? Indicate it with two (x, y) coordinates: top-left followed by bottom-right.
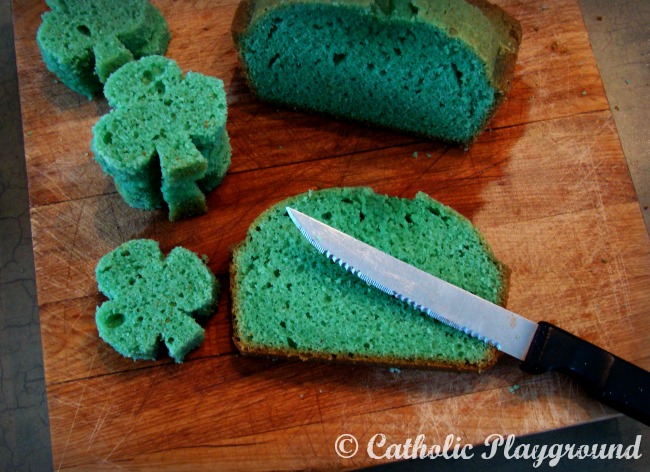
(95, 239), (219, 362)
(231, 187), (508, 371)
(37, 0), (170, 99)
(91, 56), (231, 221)
(232, 0), (521, 143)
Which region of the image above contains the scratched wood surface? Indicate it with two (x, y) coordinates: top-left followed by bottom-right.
(12, 0), (650, 469)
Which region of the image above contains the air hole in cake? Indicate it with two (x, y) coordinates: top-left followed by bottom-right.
(105, 313), (125, 328)
(142, 70), (153, 84)
(333, 53), (346, 65)
(268, 53), (280, 68)
(268, 24), (278, 39)
(103, 132), (113, 145)
(451, 63), (463, 87)
(155, 81), (166, 95)
(77, 25), (91, 36)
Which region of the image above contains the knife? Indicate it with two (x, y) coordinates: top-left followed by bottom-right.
(286, 207), (650, 426)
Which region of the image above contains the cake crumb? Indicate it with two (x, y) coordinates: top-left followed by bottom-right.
(389, 367), (401, 374)
(412, 152), (418, 158)
(508, 384), (520, 394)
(300, 394), (305, 399)
(581, 90), (587, 96)
(426, 153), (432, 158)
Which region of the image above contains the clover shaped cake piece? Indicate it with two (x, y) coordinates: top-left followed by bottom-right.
(95, 239), (219, 363)
(37, 0), (170, 99)
(92, 56), (231, 221)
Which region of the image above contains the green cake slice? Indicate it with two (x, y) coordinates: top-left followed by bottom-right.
(232, 0), (521, 144)
(91, 56), (231, 221)
(95, 239), (219, 362)
(231, 187), (508, 371)
(37, 0), (170, 99)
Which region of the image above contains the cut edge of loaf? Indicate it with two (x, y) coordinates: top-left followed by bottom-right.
(231, 0), (522, 145)
(229, 187), (511, 373)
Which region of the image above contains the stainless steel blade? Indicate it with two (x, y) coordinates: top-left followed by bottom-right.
(286, 207), (538, 361)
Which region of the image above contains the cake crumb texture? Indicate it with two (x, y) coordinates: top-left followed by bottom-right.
(232, 0), (521, 143)
(95, 239), (219, 362)
(231, 187), (508, 371)
(37, 0), (171, 99)
(91, 55), (231, 221)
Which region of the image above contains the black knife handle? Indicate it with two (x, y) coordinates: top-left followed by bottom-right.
(520, 321), (650, 426)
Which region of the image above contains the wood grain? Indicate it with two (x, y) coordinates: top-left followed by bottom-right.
(12, 0), (650, 469)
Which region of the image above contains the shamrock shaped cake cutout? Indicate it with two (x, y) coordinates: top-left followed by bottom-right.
(95, 239), (219, 362)
(37, 0), (170, 99)
(92, 55), (231, 221)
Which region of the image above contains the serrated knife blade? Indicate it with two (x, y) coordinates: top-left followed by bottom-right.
(286, 207), (650, 425)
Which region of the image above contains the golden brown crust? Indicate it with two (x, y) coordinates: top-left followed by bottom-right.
(463, 0), (522, 143)
(229, 189), (505, 373)
(230, 0), (255, 49)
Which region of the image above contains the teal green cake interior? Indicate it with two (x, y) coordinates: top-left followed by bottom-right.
(237, 1), (499, 143)
(91, 56), (231, 221)
(95, 239), (219, 362)
(233, 188), (507, 367)
(37, 0), (170, 99)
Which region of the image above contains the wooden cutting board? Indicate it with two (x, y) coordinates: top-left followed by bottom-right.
(13, 0), (650, 469)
